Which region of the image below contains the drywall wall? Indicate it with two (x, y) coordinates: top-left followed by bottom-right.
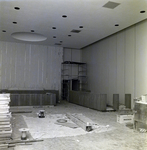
(63, 48), (82, 78)
(0, 41), (63, 94)
(82, 19), (147, 108)
(63, 48), (81, 62)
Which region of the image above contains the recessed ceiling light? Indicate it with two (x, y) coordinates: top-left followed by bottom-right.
(13, 22), (17, 24)
(62, 15), (67, 18)
(14, 7), (20, 10)
(11, 32), (47, 42)
(140, 10), (145, 13)
(2, 30), (6, 32)
(115, 24), (119, 26)
(52, 27), (56, 29)
(71, 29), (81, 33)
(53, 36), (56, 38)
(79, 26), (83, 28)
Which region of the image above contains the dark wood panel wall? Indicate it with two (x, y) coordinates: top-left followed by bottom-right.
(0, 90), (59, 106)
(69, 91), (107, 111)
(10, 93), (56, 106)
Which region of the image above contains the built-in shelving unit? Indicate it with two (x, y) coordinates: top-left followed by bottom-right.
(61, 61), (87, 101)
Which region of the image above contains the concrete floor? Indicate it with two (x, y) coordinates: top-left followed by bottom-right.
(7, 101), (147, 150)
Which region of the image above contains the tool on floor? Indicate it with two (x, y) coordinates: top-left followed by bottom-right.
(19, 128), (29, 140)
(38, 110), (45, 118)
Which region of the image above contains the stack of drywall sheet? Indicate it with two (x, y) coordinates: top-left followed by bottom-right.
(0, 94), (12, 139)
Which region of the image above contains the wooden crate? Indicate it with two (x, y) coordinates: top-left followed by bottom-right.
(117, 115), (134, 124)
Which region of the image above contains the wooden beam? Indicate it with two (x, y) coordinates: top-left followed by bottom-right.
(66, 113), (93, 132)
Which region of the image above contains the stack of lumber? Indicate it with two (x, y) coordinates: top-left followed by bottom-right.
(0, 93), (12, 140)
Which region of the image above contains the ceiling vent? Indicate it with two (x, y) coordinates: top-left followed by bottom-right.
(103, 1), (120, 9)
(71, 29), (81, 33)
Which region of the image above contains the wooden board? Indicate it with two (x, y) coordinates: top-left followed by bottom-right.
(66, 113), (93, 132)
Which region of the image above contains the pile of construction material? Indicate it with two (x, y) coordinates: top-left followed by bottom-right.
(0, 93), (12, 140)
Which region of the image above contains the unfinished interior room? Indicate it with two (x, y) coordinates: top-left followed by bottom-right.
(0, 0), (147, 149)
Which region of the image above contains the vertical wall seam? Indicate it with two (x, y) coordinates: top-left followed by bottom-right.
(24, 44), (26, 88)
(14, 43), (17, 88)
(116, 34), (118, 93)
(5, 43), (7, 89)
(9, 44), (12, 87)
(134, 24), (136, 98)
(29, 44), (31, 88)
(124, 29), (126, 100)
(0, 45), (1, 89)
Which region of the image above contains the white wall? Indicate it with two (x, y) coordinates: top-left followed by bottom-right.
(63, 48), (81, 62)
(82, 19), (147, 108)
(0, 41), (63, 93)
(63, 48), (82, 78)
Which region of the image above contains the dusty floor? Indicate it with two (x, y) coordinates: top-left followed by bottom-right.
(6, 101), (147, 150)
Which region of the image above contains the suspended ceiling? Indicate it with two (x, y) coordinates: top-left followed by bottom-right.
(0, 0), (147, 49)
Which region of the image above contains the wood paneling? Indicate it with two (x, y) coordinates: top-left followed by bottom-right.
(69, 91), (107, 111)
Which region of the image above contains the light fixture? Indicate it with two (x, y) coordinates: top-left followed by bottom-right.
(11, 32), (47, 42)
(52, 27), (56, 29)
(13, 22), (17, 24)
(140, 10), (145, 13)
(14, 7), (20, 10)
(79, 26), (83, 28)
(62, 15), (67, 18)
(71, 29), (81, 33)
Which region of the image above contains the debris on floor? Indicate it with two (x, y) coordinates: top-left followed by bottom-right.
(125, 123), (134, 129)
(66, 113), (97, 132)
(106, 106), (115, 112)
(139, 128), (147, 133)
(11, 111), (32, 114)
(38, 110), (45, 118)
(0, 138), (43, 148)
